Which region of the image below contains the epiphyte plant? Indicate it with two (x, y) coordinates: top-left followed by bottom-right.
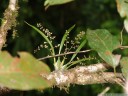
(26, 22), (91, 70)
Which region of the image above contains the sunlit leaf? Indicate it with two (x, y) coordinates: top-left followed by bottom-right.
(124, 18), (128, 33)
(44, 0), (74, 7)
(86, 29), (120, 68)
(116, 0), (128, 32)
(0, 51), (52, 90)
(116, 0), (128, 18)
(120, 57), (128, 79)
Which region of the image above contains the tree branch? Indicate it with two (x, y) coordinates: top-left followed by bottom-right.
(0, 0), (18, 50)
(44, 63), (124, 87)
(8, 0), (17, 11)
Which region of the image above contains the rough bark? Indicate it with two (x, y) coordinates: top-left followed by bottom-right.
(0, 0), (18, 50)
(44, 64), (124, 87)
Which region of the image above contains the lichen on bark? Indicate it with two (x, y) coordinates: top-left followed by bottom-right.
(0, 1), (18, 50)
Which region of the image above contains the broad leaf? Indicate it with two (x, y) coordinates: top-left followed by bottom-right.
(116, 0), (128, 18)
(86, 29), (120, 67)
(120, 57), (128, 79)
(44, 0), (74, 7)
(116, 0), (128, 32)
(0, 51), (52, 90)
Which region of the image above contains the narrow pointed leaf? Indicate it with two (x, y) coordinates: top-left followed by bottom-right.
(116, 0), (128, 32)
(86, 29), (120, 67)
(56, 25), (75, 70)
(69, 39), (86, 63)
(59, 25), (75, 54)
(25, 22), (56, 63)
(65, 58), (90, 69)
(0, 51), (53, 90)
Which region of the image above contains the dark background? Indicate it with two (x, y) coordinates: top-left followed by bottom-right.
(0, 0), (126, 96)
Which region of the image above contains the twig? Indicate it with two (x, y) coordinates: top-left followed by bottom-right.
(125, 79), (128, 95)
(119, 46), (128, 49)
(120, 26), (124, 45)
(0, 0), (18, 50)
(38, 50), (91, 60)
(98, 87), (110, 96)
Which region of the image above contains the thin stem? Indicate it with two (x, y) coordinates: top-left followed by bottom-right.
(119, 46), (128, 49)
(38, 50), (91, 60)
(120, 26), (124, 45)
(98, 87), (110, 96)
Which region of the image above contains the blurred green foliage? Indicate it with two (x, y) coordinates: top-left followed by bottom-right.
(0, 0), (125, 96)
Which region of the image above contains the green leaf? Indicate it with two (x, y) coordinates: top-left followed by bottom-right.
(120, 57), (128, 79)
(65, 58), (91, 69)
(44, 0), (74, 7)
(0, 51), (52, 90)
(59, 25), (75, 54)
(69, 39), (86, 63)
(116, 0), (128, 18)
(25, 22), (56, 63)
(116, 0), (128, 32)
(124, 18), (128, 32)
(86, 29), (120, 67)
(62, 38), (87, 69)
(54, 25), (75, 70)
